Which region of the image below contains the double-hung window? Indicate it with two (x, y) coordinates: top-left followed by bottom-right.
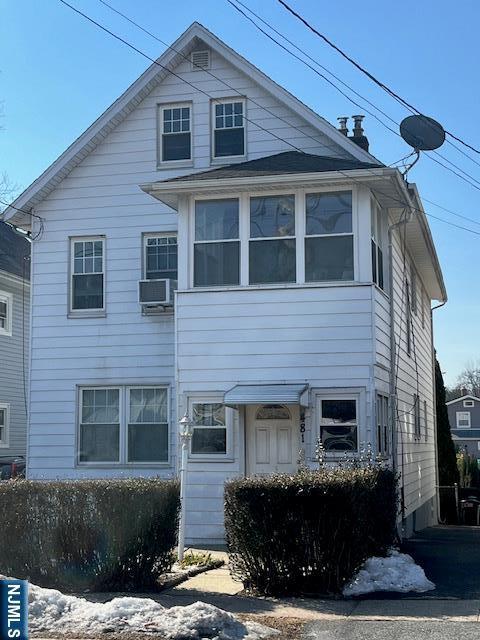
(212, 99), (245, 158)
(70, 237), (105, 312)
(376, 394), (390, 456)
(144, 234), (178, 280)
(319, 397), (358, 452)
(456, 411), (471, 428)
(191, 402), (228, 456)
(371, 200), (384, 289)
(78, 386), (169, 464)
(305, 191), (354, 282)
(194, 199), (240, 287)
(0, 404), (9, 447)
(249, 195), (296, 284)
(0, 291), (12, 336)
(159, 103), (191, 163)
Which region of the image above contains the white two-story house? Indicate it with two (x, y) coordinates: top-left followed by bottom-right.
(2, 23), (446, 543)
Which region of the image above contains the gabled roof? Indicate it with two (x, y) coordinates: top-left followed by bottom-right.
(2, 22), (377, 227)
(446, 395), (480, 406)
(163, 151), (383, 183)
(0, 221), (30, 280)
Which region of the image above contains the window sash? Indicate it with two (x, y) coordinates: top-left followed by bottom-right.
(78, 386), (169, 465)
(70, 238), (105, 312)
(377, 394), (389, 456)
(319, 398), (358, 452)
(144, 234), (178, 280)
(456, 411), (471, 428)
(212, 100), (245, 158)
(0, 405), (8, 446)
(160, 104), (191, 162)
(0, 293), (12, 335)
(189, 401), (230, 457)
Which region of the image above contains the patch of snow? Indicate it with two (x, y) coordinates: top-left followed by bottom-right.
(343, 549), (435, 596)
(0, 575), (276, 639)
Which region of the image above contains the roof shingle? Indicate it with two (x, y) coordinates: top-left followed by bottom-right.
(0, 221), (30, 279)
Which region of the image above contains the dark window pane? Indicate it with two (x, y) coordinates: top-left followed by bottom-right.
(194, 242), (240, 286)
(195, 199), (239, 241)
(128, 423), (168, 462)
(162, 132), (191, 161)
(146, 239), (178, 280)
(378, 248), (384, 289)
(306, 192), (352, 235)
(250, 195), (295, 238)
(72, 273), (103, 309)
(321, 425), (357, 451)
(321, 399), (356, 423)
(79, 424), (119, 462)
(305, 236), (353, 282)
(214, 128), (244, 157)
(191, 428), (227, 454)
(371, 238), (377, 284)
(249, 239), (296, 284)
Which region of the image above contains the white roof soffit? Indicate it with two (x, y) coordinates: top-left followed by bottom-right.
(2, 23), (377, 227)
(224, 383), (309, 407)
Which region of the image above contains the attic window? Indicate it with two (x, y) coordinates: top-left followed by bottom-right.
(464, 400), (475, 408)
(191, 50), (210, 70)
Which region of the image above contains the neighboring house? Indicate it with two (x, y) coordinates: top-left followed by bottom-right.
(446, 395), (480, 459)
(2, 23), (446, 543)
(0, 220), (30, 457)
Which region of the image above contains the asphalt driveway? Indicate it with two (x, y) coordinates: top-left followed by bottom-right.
(402, 525), (480, 599)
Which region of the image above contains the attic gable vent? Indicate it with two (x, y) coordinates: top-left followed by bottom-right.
(191, 50), (210, 70)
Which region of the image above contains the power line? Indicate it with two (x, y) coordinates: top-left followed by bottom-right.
(53, 1), (480, 239)
(0, 199), (44, 240)
(276, 0), (480, 156)
(227, 0), (480, 194)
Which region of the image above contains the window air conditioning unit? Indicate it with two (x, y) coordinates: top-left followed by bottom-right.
(138, 279), (176, 308)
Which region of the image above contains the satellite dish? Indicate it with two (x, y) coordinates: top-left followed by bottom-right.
(400, 115), (446, 151)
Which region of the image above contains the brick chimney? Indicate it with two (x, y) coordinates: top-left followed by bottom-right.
(349, 115), (369, 152)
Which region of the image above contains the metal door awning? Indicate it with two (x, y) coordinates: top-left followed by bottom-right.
(224, 384), (309, 407)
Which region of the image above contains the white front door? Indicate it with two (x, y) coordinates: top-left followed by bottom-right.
(246, 404), (299, 475)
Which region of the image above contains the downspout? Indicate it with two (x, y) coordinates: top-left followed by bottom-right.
(388, 210), (411, 531)
(431, 300), (447, 523)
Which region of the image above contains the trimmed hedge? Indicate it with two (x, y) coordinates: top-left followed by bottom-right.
(0, 478), (180, 591)
(225, 468), (398, 596)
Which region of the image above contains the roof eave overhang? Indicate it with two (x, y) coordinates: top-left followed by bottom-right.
(140, 167), (393, 208)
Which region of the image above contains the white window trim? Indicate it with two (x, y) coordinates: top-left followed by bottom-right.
(76, 385), (171, 467)
(188, 186), (358, 290)
(211, 97), (247, 162)
(142, 231), (178, 280)
(313, 387), (365, 457)
(157, 102), (193, 169)
(187, 395), (235, 461)
(0, 403), (10, 448)
(0, 290), (13, 337)
(463, 400), (475, 408)
(456, 411), (471, 428)
(69, 236), (106, 317)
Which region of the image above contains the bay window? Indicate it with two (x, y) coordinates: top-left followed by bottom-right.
(249, 195), (296, 284)
(194, 199), (240, 286)
(78, 386), (169, 465)
(305, 191), (354, 282)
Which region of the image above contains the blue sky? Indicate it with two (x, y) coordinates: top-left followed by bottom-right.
(1, 0), (479, 386)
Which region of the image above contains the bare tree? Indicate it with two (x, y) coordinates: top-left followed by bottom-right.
(456, 360), (480, 396)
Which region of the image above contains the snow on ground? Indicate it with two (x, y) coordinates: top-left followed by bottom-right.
(343, 549), (435, 596)
(0, 575), (276, 640)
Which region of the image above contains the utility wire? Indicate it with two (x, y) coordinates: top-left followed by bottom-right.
(227, 0), (480, 194)
(277, 0), (480, 156)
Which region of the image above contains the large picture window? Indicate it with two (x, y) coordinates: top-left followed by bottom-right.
(319, 397), (358, 451)
(78, 386), (169, 465)
(70, 237), (105, 312)
(194, 199), (240, 287)
(159, 104), (191, 163)
(249, 195), (296, 284)
(191, 403), (227, 455)
(212, 99), (245, 158)
(305, 191), (354, 282)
